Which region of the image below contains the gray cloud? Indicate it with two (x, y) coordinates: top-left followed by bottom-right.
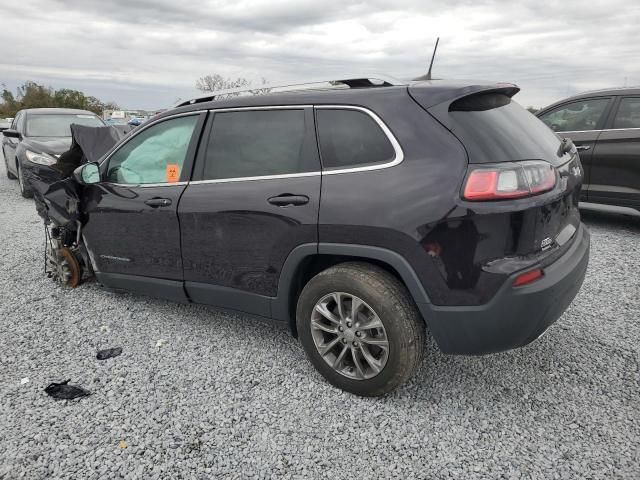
(0, 0), (638, 109)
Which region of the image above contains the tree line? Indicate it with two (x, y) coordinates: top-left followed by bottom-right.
(195, 74), (270, 97)
(0, 81), (118, 117)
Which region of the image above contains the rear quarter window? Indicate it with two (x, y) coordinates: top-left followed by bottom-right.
(315, 108), (396, 169)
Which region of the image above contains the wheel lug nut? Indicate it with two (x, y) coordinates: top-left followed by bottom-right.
(346, 322), (352, 328)
(342, 338), (347, 344)
(352, 341), (359, 347)
(338, 326), (344, 332)
(355, 331), (362, 337)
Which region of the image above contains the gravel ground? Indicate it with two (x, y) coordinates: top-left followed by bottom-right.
(0, 150), (639, 480)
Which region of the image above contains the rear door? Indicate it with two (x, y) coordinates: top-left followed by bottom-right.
(589, 96), (640, 208)
(537, 96), (614, 200)
(179, 107), (321, 316)
(82, 112), (205, 299)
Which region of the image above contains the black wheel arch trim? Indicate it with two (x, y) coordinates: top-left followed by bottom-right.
(271, 242), (433, 334)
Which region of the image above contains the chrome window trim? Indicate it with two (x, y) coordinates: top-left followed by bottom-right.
(558, 127), (640, 134)
(556, 129), (600, 134)
(209, 105), (312, 113)
(103, 181), (189, 188)
(189, 171), (320, 185)
(98, 104), (405, 187)
(188, 104), (404, 185)
(600, 127), (640, 132)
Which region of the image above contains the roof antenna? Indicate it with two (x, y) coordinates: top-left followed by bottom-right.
(414, 37), (440, 81)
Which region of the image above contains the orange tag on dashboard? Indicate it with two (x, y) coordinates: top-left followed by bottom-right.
(166, 164), (180, 183)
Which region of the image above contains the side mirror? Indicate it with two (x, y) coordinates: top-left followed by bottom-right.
(73, 162), (101, 185)
(2, 129), (21, 139)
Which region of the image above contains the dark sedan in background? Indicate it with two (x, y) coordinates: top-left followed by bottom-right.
(537, 87), (640, 215)
(2, 108), (104, 197)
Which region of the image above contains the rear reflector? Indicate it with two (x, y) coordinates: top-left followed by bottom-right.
(513, 268), (544, 287)
(463, 161), (556, 201)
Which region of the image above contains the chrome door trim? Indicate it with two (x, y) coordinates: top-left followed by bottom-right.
(100, 104), (406, 187)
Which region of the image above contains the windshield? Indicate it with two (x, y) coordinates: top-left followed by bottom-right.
(26, 113), (104, 137)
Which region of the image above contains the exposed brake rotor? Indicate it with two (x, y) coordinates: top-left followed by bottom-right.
(46, 247), (82, 288)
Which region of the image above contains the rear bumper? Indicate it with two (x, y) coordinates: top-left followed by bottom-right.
(419, 223), (590, 355)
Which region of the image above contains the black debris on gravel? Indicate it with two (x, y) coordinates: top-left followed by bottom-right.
(96, 347), (123, 360)
(44, 380), (91, 401)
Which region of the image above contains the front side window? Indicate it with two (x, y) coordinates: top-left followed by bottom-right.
(315, 109), (395, 169)
(26, 114), (104, 137)
(539, 98), (610, 132)
(107, 115), (199, 184)
(203, 109), (309, 180)
(613, 97), (640, 129)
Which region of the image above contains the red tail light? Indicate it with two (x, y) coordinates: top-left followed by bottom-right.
(463, 161), (556, 201)
(513, 268), (544, 287)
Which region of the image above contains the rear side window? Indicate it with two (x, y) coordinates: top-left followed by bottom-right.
(449, 93), (564, 164)
(538, 98), (610, 132)
(204, 109), (312, 180)
(315, 109), (395, 169)
(613, 97), (640, 129)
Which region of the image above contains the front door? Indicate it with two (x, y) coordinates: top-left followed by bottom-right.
(538, 96), (613, 201)
(82, 113), (205, 300)
(590, 96), (640, 208)
(178, 107), (321, 316)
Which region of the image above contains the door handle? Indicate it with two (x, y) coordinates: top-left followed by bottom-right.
(267, 194), (310, 207)
(144, 198), (172, 207)
(575, 145), (591, 151)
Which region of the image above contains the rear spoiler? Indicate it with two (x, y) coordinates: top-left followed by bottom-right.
(409, 81), (520, 130)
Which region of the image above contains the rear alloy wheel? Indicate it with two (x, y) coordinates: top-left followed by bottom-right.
(3, 148), (16, 179)
(297, 262), (425, 396)
(17, 161), (33, 198)
(311, 292), (389, 380)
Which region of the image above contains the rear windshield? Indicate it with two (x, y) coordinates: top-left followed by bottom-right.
(26, 113), (104, 137)
(449, 93), (562, 164)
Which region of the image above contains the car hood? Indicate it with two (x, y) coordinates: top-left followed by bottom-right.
(22, 137), (72, 156)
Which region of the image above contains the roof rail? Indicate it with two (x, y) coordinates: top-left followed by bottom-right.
(174, 74), (406, 108)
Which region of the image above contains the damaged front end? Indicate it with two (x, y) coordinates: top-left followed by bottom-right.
(29, 124), (128, 288)
(45, 226), (84, 288)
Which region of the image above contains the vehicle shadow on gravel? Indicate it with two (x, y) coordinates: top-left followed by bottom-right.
(581, 209), (640, 232)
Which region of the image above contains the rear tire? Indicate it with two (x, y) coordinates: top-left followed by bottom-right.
(296, 262), (425, 396)
(3, 148), (16, 179)
(17, 161), (33, 198)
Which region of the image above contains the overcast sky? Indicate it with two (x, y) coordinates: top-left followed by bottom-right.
(1, 0), (638, 110)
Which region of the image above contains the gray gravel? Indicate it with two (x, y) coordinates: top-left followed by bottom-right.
(0, 150), (639, 480)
